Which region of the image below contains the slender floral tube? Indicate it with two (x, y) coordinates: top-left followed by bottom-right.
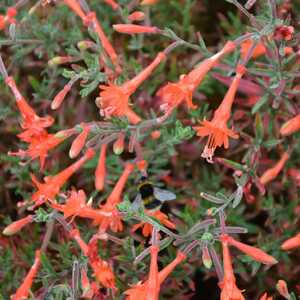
(260, 152), (289, 185)
(280, 114), (300, 136)
(219, 239), (245, 300)
(113, 24), (160, 34)
(106, 163), (134, 205)
(63, 0), (86, 22)
(224, 235), (278, 265)
(84, 12), (119, 69)
(281, 233), (300, 251)
(11, 250), (41, 300)
(95, 144), (107, 191)
(3, 215), (34, 236)
(147, 245), (159, 300)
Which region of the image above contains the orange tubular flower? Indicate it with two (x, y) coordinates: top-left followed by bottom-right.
(93, 163), (134, 232)
(222, 235), (277, 265)
(3, 215), (34, 236)
(194, 65), (246, 163)
(98, 52), (166, 124)
(107, 163), (134, 205)
(140, 0), (159, 5)
(87, 239), (116, 289)
(240, 38), (266, 60)
(131, 210), (176, 237)
(260, 152), (289, 185)
(62, 2), (120, 71)
(69, 124), (90, 158)
(70, 228), (90, 255)
(113, 24), (160, 34)
(281, 233), (300, 251)
(276, 280), (290, 299)
(5, 76), (54, 138)
(9, 130), (73, 170)
(219, 239), (245, 300)
(147, 245), (159, 300)
(30, 149), (94, 208)
(95, 144), (107, 191)
(63, 0), (86, 22)
(70, 229), (116, 289)
(83, 12), (120, 71)
(93, 202), (123, 232)
(51, 189), (114, 222)
(103, 0), (119, 10)
(90, 259), (116, 289)
(128, 11), (145, 22)
(280, 114), (300, 136)
(124, 251), (186, 300)
(157, 41), (236, 114)
(11, 250), (41, 300)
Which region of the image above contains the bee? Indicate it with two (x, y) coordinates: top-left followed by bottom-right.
(132, 176), (176, 211)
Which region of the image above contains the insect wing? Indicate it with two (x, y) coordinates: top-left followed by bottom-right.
(132, 193), (143, 211)
(153, 187), (176, 202)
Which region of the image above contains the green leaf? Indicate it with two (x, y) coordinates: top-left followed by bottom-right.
(263, 139), (282, 148)
(254, 113), (264, 144)
(62, 69), (76, 79)
(251, 94), (269, 114)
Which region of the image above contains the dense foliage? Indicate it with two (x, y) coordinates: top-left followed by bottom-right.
(0, 0), (299, 299)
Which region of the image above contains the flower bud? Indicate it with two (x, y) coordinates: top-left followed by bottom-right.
(113, 133), (125, 155)
(3, 215), (33, 236)
(77, 40), (95, 51)
(69, 125), (90, 158)
(113, 24), (160, 34)
(48, 56), (74, 67)
(276, 280), (290, 300)
(51, 84), (71, 110)
(280, 114), (300, 136)
(202, 245), (212, 269)
(151, 130), (161, 140)
(128, 11), (145, 22)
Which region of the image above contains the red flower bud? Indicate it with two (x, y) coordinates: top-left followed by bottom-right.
(3, 215), (34, 236)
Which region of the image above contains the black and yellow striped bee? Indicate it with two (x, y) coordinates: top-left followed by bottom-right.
(133, 176), (176, 211)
